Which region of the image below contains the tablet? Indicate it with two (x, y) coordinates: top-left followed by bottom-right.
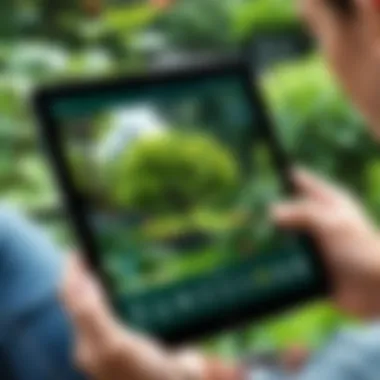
(33, 57), (329, 344)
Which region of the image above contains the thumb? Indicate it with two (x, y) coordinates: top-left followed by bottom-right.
(61, 255), (118, 347)
(272, 200), (323, 230)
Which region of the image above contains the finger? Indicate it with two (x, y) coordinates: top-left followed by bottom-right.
(61, 256), (117, 347)
(61, 254), (82, 304)
(61, 253), (94, 309)
(272, 201), (323, 230)
(70, 279), (118, 347)
(292, 168), (341, 202)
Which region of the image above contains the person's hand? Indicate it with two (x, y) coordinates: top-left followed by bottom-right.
(61, 256), (205, 380)
(273, 169), (380, 319)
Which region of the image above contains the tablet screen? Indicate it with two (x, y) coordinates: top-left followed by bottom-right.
(49, 72), (323, 339)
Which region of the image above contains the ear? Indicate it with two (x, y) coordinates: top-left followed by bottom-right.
(355, 0), (380, 57)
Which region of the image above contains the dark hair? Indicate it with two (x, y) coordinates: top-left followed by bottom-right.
(328, 0), (355, 15)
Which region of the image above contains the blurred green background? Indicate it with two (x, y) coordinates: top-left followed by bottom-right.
(1, 0), (379, 359)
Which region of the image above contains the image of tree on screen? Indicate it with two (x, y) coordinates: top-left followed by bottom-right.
(63, 98), (280, 295)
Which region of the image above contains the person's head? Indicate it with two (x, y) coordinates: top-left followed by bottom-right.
(299, 0), (380, 139)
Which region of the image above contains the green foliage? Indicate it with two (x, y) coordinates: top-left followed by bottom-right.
(155, 0), (235, 50)
(61, 5), (161, 52)
(233, 0), (300, 40)
(263, 56), (378, 199)
(0, 0), (16, 36)
(365, 160), (380, 219)
(106, 132), (239, 215)
(103, 5), (159, 35)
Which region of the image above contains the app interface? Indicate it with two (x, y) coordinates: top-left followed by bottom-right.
(51, 74), (318, 336)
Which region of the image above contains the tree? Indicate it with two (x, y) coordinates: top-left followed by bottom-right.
(105, 131), (240, 215)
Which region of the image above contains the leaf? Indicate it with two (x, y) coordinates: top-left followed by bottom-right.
(233, 0), (300, 39)
(104, 5), (160, 34)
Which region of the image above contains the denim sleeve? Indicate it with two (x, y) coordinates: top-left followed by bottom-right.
(296, 325), (380, 380)
(0, 206), (86, 380)
(247, 325), (380, 380)
(0, 205), (64, 340)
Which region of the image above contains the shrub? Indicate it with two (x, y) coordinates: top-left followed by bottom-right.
(106, 131), (239, 215)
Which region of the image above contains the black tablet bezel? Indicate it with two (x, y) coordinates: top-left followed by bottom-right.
(32, 56), (330, 344)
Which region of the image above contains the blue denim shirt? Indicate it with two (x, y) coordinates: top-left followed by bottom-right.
(0, 206), (83, 380)
(298, 325), (380, 380)
(0, 206), (63, 339)
(248, 325), (380, 380)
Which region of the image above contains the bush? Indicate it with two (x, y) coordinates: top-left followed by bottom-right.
(106, 131), (239, 215)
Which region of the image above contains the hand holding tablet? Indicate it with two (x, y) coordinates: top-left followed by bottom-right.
(33, 57), (329, 343)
